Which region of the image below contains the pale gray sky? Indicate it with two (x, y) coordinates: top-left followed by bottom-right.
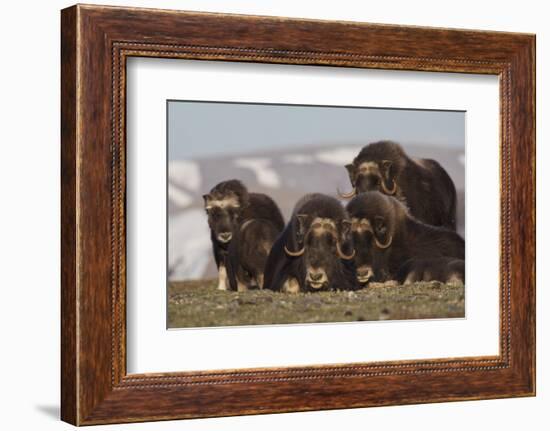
(168, 101), (464, 160)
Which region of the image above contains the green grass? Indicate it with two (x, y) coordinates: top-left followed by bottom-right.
(167, 279), (465, 328)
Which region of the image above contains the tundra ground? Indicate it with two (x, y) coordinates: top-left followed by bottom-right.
(168, 279), (465, 328)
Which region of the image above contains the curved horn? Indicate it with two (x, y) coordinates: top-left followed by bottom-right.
(336, 242), (356, 260)
(375, 235), (393, 249)
(284, 245), (305, 257)
(381, 179), (397, 195)
(337, 186), (356, 199)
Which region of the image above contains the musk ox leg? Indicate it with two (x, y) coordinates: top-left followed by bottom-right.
(446, 259), (465, 285)
(256, 273), (265, 290)
(237, 279), (249, 292)
(446, 262), (465, 285)
(447, 274), (464, 286)
(422, 269), (434, 282)
(282, 277), (300, 294)
(403, 271), (420, 285)
(217, 265), (229, 291)
(369, 280), (400, 288)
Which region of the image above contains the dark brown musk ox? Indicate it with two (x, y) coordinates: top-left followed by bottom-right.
(339, 141), (457, 230)
(203, 180), (285, 292)
(345, 191), (464, 286)
(263, 193), (359, 293)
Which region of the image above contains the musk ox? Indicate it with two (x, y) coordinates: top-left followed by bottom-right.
(345, 191), (464, 285)
(263, 193), (358, 293)
(340, 141), (457, 230)
(203, 180), (284, 292)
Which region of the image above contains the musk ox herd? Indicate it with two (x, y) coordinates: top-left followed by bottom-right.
(202, 141), (465, 293)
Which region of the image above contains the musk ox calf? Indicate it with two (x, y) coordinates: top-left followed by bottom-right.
(346, 191), (464, 286)
(263, 193), (358, 293)
(203, 180), (284, 292)
(340, 140), (457, 230)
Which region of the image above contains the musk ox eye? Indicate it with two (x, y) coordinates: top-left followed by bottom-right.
(373, 216), (387, 236)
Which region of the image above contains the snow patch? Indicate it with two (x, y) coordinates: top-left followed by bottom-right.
(234, 157), (281, 188)
(315, 147), (360, 166)
(168, 209), (212, 280)
(169, 160), (201, 191)
(168, 184), (193, 208)
(282, 153), (315, 165)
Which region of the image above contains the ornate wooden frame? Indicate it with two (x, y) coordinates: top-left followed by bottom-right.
(61, 4), (535, 425)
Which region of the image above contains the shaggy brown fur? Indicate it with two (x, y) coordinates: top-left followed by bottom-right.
(346, 191), (464, 284)
(263, 194), (358, 292)
(203, 180), (284, 291)
(342, 141), (457, 230)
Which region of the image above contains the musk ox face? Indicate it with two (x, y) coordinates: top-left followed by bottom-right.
(340, 160), (396, 199)
(203, 180), (249, 244)
(203, 194), (242, 243)
(346, 192), (397, 284)
(350, 216), (393, 284)
(285, 215), (354, 290)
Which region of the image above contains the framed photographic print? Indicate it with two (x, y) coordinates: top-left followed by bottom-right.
(61, 4), (536, 425)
